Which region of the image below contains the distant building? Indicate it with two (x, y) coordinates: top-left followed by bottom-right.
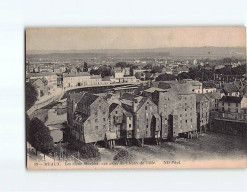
(62, 72), (91, 89)
(217, 96), (247, 121)
(114, 67), (124, 81)
(204, 91), (221, 112)
(31, 78), (48, 98)
(222, 83), (241, 97)
(213, 73), (244, 87)
(123, 67), (130, 76)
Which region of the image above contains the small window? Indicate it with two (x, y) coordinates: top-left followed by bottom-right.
(146, 125), (148, 128)
(145, 106), (148, 110)
(103, 111), (106, 115)
(116, 111), (118, 114)
(129, 124), (131, 128)
(103, 118), (105, 121)
(185, 120), (187, 123)
(191, 119), (193, 122)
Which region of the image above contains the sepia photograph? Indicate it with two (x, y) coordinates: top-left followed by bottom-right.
(25, 27), (247, 170)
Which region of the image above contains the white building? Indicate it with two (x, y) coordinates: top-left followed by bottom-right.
(62, 72), (91, 89)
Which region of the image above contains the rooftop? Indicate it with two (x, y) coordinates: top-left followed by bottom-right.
(220, 96), (243, 103)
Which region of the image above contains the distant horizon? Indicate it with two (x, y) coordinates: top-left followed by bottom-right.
(26, 46), (246, 54)
(26, 27), (246, 51)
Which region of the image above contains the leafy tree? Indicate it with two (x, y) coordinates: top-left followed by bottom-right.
(26, 114), (30, 142)
(83, 62), (88, 72)
(134, 72), (142, 80)
(130, 65), (138, 76)
(177, 72), (191, 80)
(79, 143), (100, 159)
(29, 117), (54, 156)
(143, 63), (153, 70)
(33, 130), (54, 158)
(156, 73), (176, 81)
(90, 65), (112, 77)
(116, 62), (128, 68)
(25, 82), (38, 111)
(151, 66), (163, 73)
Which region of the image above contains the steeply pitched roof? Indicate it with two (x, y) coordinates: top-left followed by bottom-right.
(135, 97), (155, 112)
(109, 103), (119, 113)
(220, 96), (243, 103)
(121, 93), (136, 101)
(74, 111), (90, 123)
(77, 93), (99, 106)
(223, 83), (239, 93)
(204, 92), (221, 100)
(196, 94), (209, 102)
(68, 92), (86, 104)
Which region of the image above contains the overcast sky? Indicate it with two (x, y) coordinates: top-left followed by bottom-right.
(26, 27), (246, 51)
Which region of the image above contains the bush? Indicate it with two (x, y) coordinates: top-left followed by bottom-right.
(79, 144), (100, 159)
(113, 149), (133, 164)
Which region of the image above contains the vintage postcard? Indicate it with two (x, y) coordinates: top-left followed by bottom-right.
(25, 27), (247, 170)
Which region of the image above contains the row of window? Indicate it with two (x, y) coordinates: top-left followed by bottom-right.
(221, 102), (239, 107)
(180, 119), (193, 123)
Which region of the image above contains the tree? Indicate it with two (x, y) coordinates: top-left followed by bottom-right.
(156, 73), (176, 81)
(83, 62), (88, 72)
(143, 63), (153, 70)
(26, 114), (30, 142)
(29, 117), (54, 156)
(177, 72), (191, 80)
(116, 62), (128, 68)
(151, 66), (163, 73)
(79, 144), (100, 159)
(33, 130), (54, 158)
(25, 82), (38, 111)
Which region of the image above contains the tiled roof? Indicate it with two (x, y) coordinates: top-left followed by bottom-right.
(220, 96), (243, 103)
(144, 87), (166, 93)
(63, 72), (90, 77)
(204, 92), (221, 100)
(109, 103), (119, 113)
(196, 94), (208, 102)
(121, 93), (136, 101)
(68, 92), (86, 104)
(74, 111), (90, 123)
(77, 93), (99, 107)
(223, 83), (239, 93)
